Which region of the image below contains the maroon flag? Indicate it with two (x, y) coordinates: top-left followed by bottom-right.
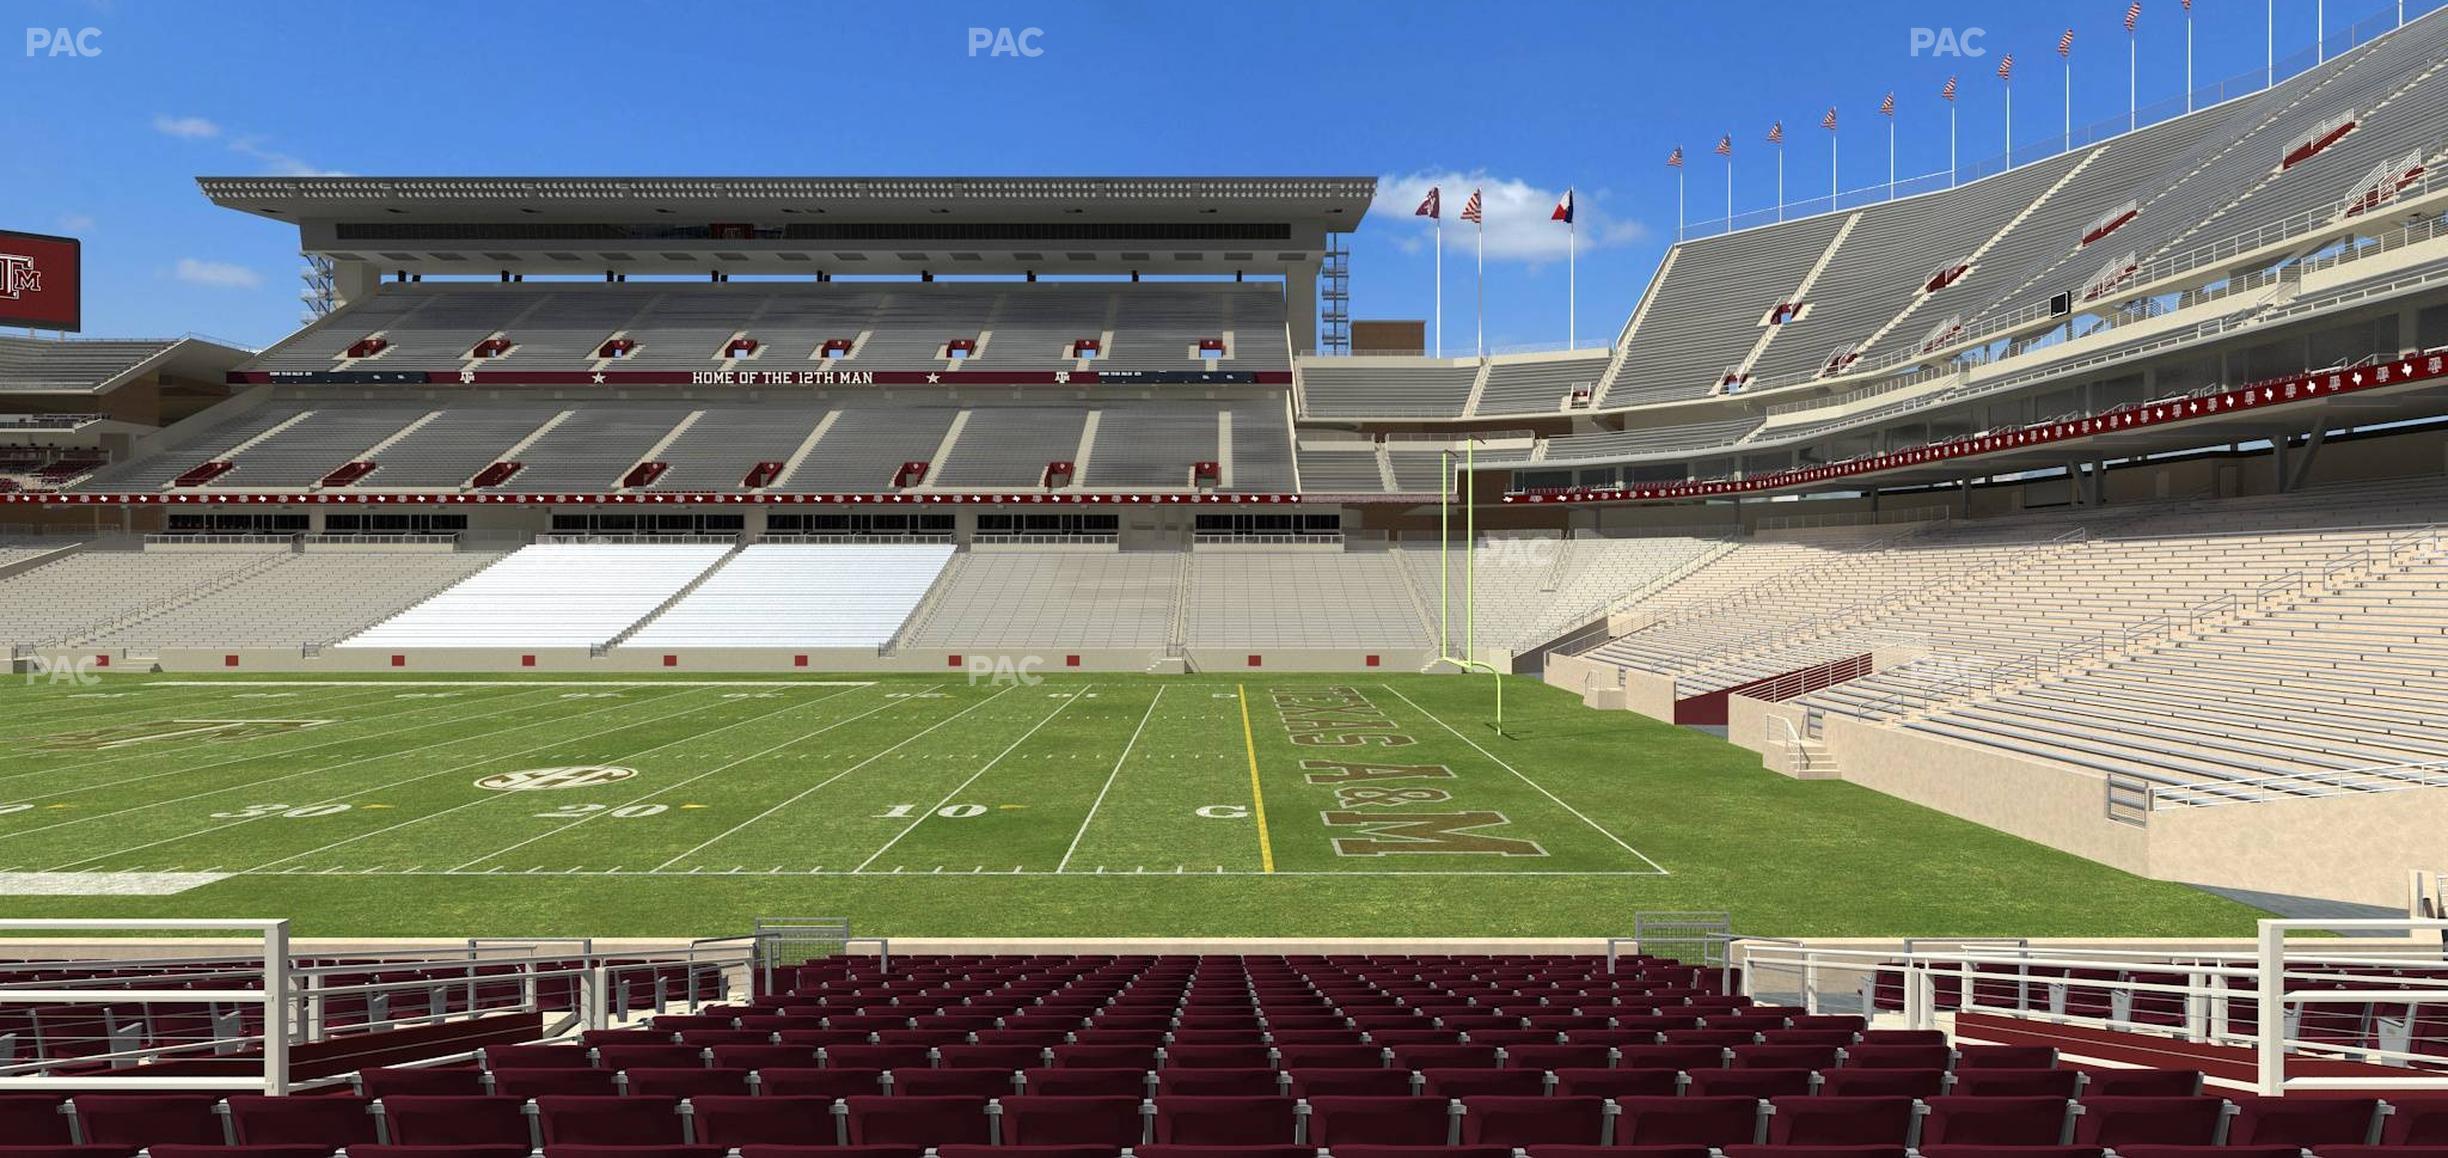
(1415, 186), (1440, 219)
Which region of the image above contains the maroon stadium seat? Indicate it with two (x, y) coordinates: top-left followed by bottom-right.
(68, 1095), (226, 1148)
(840, 1096), (992, 1146)
(1418, 1068), (1546, 1097)
(1149, 1096), (1300, 1145)
(226, 1095), (379, 1146)
(533, 1095), (684, 1146)
(1816, 1069), (1945, 1097)
(1550, 1068), (1682, 1098)
(1766, 1096), (1915, 1145)
(1285, 1068), (1414, 1096)
(995, 1096), (1146, 1146)
(2224, 1095), (2381, 1145)
(1917, 1096), (2074, 1145)
(2067, 1096), (2230, 1146)
(375, 1096), (532, 1147)
(888, 1067), (1016, 1098)
(1302, 1096), (1457, 1146)
(1457, 1096), (1611, 1146)
(1158, 1068), (1281, 1096)
(1949, 1069), (2082, 1098)
(1612, 1096), (1767, 1146)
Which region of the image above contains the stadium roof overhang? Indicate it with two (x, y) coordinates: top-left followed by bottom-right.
(196, 176), (1376, 278)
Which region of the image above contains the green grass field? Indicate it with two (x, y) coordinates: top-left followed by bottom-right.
(0, 671), (2265, 939)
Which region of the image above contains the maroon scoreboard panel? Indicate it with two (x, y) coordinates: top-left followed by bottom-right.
(0, 230), (80, 332)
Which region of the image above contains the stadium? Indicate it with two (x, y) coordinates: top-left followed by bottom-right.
(2, 0), (2448, 1140)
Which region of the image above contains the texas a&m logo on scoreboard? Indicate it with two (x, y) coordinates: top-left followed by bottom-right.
(0, 230), (80, 332)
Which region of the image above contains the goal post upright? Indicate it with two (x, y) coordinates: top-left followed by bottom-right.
(1435, 441), (1505, 732)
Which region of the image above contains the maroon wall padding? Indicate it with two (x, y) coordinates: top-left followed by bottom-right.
(1672, 653), (1874, 726)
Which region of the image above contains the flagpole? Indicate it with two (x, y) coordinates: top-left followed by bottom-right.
(1775, 144), (1784, 221)
(2063, 55), (2072, 148)
(1830, 126), (1838, 205)
(1677, 166), (1685, 240)
(1950, 101), (1958, 186)
(2267, 0), (2275, 85)
(1434, 215), (1443, 358)
(1887, 114), (1896, 199)
(2129, 30), (2138, 132)
(1474, 213), (1483, 360)
(1567, 207), (1576, 350)
(2186, 7), (2195, 110)
(2005, 80), (2014, 166)
(1725, 152), (1733, 230)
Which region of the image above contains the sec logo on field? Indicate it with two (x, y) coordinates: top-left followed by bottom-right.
(475, 766), (639, 792)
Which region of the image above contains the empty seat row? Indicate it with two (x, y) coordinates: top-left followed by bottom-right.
(16, 1091), (2440, 1152)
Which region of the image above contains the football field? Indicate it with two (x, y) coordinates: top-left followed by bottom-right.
(0, 672), (2263, 938)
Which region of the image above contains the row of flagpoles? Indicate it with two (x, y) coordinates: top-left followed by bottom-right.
(1389, 0), (2405, 355)
(1410, 185), (1578, 357)
(1664, 0), (2253, 233)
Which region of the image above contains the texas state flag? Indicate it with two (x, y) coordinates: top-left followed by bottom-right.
(1551, 188), (1574, 223)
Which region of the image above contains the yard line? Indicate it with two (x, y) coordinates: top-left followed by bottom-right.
(650, 684), (1008, 871)
(852, 685), (1092, 873)
(1237, 683), (1276, 874)
(0, 684), (590, 832)
(0, 683), (452, 784)
(1378, 682), (1670, 875)
(1054, 686), (1165, 873)
(32, 685), (722, 866)
(231, 687), (866, 873)
(0, 681), (345, 731)
(445, 682), (905, 870)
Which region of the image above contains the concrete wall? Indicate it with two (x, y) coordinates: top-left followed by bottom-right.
(1820, 714), (2152, 874)
(2150, 788), (2448, 907)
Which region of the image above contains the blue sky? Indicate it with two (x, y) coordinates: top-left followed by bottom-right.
(2, 0), (2423, 352)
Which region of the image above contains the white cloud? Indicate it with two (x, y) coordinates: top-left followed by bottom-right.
(152, 114), (221, 140)
(1374, 171), (1647, 263)
(229, 137), (347, 177)
(174, 259), (262, 289)
(150, 114), (345, 176)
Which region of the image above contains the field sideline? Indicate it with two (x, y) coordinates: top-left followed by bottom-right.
(0, 671), (2264, 938)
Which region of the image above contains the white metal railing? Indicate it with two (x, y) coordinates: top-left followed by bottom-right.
(2149, 759), (2448, 808)
(143, 533), (299, 546)
(1191, 533), (1345, 547)
(300, 533), (461, 546)
(0, 921), (749, 1093)
(1732, 919), (2448, 1096)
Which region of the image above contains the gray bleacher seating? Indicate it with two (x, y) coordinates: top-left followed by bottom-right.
(1300, 361), (1477, 417)
(643, 407), (829, 491)
(1475, 353), (1611, 415)
(208, 408), (428, 487)
(780, 408), (959, 492)
(934, 408), (1088, 488)
(1083, 404), (1222, 489)
(477, 407), (689, 491)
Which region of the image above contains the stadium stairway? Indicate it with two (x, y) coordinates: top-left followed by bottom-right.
(599, 541), (750, 652)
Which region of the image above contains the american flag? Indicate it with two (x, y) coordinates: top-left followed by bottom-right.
(1998, 53), (2016, 80)
(1879, 91), (1897, 117)
(2125, 1), (2143, 31)
(1414, 186), (1440, 219)
(1715, 134), (1733, 156)
(2058, 28), (2075, 56)
(1667, 145), (1684, 168)
(1942, 75), (1959, 101)
(1822, 106), (1838, 131)
(1459, 188), (1482, 224)
(1766, 121), (1784, 144)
